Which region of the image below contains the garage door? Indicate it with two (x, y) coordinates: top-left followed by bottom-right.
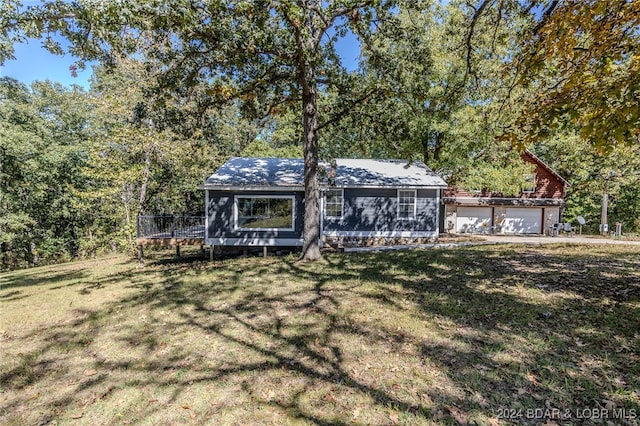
(456, 207), (493, 233)
(503, 208), (542, 234)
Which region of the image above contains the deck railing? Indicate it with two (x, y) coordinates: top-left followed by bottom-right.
(136, 215), (205, 239)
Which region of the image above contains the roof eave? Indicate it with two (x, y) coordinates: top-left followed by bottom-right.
(525, 149), (570, 187)
(201, 184), (448, 191)
(201, 185), (304, 191)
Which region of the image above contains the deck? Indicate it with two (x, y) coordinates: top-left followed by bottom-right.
(136, 215), (205, 246)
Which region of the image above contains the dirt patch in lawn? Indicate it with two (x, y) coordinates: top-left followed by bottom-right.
(1, 244), (639, 425)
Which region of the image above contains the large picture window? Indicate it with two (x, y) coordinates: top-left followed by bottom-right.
(236, 196), (294, 231)
(397, 190), (416, 220)
(325, 189), (343, 218)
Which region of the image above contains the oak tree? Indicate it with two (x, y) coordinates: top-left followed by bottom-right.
(7, 0), (394, 261)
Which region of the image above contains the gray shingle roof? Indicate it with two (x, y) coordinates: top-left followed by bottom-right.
(203, 157), (447, 188)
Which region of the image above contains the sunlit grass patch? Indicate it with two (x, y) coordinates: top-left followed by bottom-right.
(1, 244), (639, 425)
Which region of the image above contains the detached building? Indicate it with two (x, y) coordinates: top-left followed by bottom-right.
(442, 150), (569, 234)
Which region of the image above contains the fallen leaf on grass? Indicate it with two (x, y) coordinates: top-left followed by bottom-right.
(525, 372), (539, 386)
(471, 391), (490, 408)
(446, 405), (469, 424)
(324, 392), (336, 403)
(352, 407), (361, 419)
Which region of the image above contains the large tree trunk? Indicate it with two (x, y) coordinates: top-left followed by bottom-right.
(300, 74), (322, 262)
(299, 2), (322, 262)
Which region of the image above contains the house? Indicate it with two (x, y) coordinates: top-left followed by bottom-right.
(201, 158), (448, 247)
(442, 150), (569, 234)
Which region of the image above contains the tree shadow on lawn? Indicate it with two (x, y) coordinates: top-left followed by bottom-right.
(1, 245), (639, 425)
(0, 269), (87, 290)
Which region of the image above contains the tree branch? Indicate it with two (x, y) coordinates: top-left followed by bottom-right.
(465, 0), (493, 84)
(531, 0), (560, 37)
(316, 87), (378, 131)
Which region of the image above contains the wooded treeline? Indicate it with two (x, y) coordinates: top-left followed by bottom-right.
(1, 0), (638, 269)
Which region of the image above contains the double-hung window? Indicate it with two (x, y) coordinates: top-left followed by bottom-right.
(522, 174), (536, 193)
(397, 190), (416, 220)
(325, 189), (343, 218)
(235, 196), (295, 231)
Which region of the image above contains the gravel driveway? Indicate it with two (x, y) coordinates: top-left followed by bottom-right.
(481, 234), (640, 246)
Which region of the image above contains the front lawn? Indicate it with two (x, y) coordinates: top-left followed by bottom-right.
(1, 244), (639, 425)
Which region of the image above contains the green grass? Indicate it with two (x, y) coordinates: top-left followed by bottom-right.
(1, 245), (639, 425)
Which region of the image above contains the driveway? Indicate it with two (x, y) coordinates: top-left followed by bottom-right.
(481, 234), (640, 246)
(343, 234), (640, 253)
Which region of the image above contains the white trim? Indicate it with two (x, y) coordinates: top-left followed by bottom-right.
(201, 184), (446, 191)
(234, 195), (296, 232)
(205, 190), (210, 240)
(328, 185), (447, 190)
(324, 188), (344, 219)
(323, 230), (438, 238)
(397, 189), (417, 220)
(206, 237), (304, 246)
(436, 189), (441, 235)
(203, 185), (304, 191)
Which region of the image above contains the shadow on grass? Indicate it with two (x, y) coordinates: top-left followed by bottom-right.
(1, 245), (639, 424)
(0, 269), (87, 290)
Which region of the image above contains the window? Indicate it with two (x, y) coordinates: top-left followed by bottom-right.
(236, 196), (294, 231)
(398, 190), (416, 220)
(325, 189), (343, 218)
(522, 174), (536, 193)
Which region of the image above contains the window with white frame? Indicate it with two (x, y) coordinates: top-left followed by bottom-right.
(236, 196), (294, 231)
(522, 174), (536, 193)
(397, 190), (416, 220)
(325, 188), (343, 218)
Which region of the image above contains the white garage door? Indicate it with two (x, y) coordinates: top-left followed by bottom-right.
(503, 208), (542, 234)
(456, 207), (493, 233)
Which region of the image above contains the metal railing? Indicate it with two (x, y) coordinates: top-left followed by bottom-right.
(136, 215), (205, 239)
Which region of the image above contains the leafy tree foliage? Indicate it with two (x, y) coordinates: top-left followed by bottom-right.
(320, 0), (535, 195)
(82, 57), (258, 254)
(532, 131), (640, 232)
(2, 0), (639, 270)
(7, 0), (396, 261)
(0, 77), (91, 269)
(505, 0), (640, 151)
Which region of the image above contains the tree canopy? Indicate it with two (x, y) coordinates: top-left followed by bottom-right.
(1, 0), (639, 268)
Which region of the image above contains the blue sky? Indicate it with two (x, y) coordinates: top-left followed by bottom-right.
(0, 38), (95, 88)
(0, 32), (362, 90)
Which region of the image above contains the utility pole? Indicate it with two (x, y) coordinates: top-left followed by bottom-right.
(600, 192), (608, 236)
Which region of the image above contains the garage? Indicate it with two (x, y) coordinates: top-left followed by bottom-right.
(502, 207), (542, 234)
(456, 206), (493, 233)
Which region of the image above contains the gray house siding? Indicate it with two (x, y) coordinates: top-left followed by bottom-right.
(206, 190), (305, 246)
(323, 188), (439, 235)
